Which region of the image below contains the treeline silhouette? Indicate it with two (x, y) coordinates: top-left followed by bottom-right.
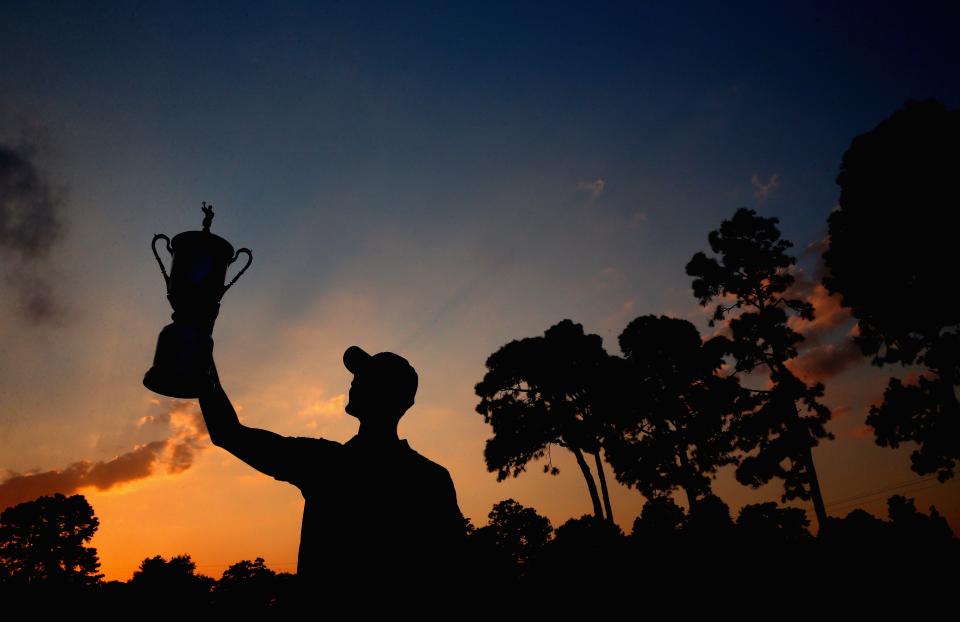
(1, 99), (957, 608)
(0, 491), (956, 610)
(473, 99), (959, 539)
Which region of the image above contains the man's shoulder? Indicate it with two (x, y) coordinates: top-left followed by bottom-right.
(404, 444), (453, 483)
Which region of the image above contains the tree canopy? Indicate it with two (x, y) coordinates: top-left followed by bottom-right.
(686, 208), (833, 528)
(0, 493), (102, 587)
(605, 315), (744, 509)
(824, 98), (960, 481)
(474, 319), (619, 521)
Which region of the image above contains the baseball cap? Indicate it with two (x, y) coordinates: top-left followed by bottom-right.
(343, 345), (419, 404)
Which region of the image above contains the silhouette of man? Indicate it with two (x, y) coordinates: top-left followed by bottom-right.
(197, 345), (467, 600)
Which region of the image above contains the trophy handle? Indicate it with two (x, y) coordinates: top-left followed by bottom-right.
(151, 234), (173, 291)
(223, 247), (253, 296)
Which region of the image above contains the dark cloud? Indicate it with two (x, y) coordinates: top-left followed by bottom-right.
(787, 339), (865, 384)
(0, 140), (66, 324)
(700, 260), (863, 383)
(779, 246), (868, 383)
(0, 401), (207, 510)
(79, 440), (168, 490)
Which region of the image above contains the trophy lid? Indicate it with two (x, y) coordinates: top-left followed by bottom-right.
(169, 202), (236, 259)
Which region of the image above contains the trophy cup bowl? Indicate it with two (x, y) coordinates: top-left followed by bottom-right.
(144, 204), (252, 398)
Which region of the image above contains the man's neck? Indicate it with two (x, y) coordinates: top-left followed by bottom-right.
(356, 423), (400, 443)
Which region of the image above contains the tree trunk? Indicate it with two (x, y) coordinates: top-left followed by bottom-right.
(772, 361), (830, 534)
(676, 449), (699, 513)
(802, 439), (829, 534)
(683, 486), (699, 513)
(593, 451), (615, 523)
(571, 447), (604, 520)
(787, 399), (828, 533)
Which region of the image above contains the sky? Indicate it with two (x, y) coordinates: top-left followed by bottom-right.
(1, 1), (958, 580)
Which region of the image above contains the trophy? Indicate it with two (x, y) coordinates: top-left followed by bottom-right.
(143, 202), (252, 398)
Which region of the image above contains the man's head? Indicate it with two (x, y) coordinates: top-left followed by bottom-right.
(343, 346), (418, 424)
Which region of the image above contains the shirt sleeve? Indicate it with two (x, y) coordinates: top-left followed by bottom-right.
(263, 435), (340, 490)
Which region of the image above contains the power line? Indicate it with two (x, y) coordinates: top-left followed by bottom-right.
(827, 478), (958, 515)
(824, 475), (939, 509)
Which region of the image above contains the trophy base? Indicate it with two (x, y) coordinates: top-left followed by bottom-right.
(143, 366), (212, 399)
(143, 321), (214, 399)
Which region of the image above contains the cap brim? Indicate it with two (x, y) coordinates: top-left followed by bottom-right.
(343, 345), (372, 374)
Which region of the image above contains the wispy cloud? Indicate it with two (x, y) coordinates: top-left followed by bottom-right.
(803, 236), (831, 281)
(628, 210), (647, 228)
(0, 400), (208, 509)
(595, 266), (621, 291)
(751, 172), (780, 201)
(297, 391), (347, 430)
(604, 297), (636, 331)
(577, 178), (606, 199)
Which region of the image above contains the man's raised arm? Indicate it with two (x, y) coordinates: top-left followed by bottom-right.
(196, 361), (296, 480)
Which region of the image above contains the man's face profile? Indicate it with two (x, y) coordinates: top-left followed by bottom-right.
(343, 347), (418, 424)
(345, 369), (414, 423)
(345, 373), (366, 419)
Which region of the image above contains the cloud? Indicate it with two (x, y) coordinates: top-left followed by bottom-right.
(297, 392), (347, 420)
(776, 258), (866, 383)
(782, 259), (855, 349)
(577, 178), (606, 199)
(595, 266), (623, 291)
(691, 291), (738, 340)
(751, 173), (780, 200)
(788, 283), (853, 345)
(786, 338), (864, 383)
(692, 262), (862, 382)
(603, 297), (636, 330)
(802, 236), (831, 282)
(0, 400), (208, 509)
(628, 211), (647, 228)
(0, 140), (66, 324)
(831, 405), (853, 421)
(848, 425), (873, 440)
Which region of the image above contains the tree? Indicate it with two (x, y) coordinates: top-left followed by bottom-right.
(475, 499), (553, 572)
(885, 494), (955, 545)
(213, 557), (286, 609)
(683, 493), (734, 537)
(532, 514), (628, 589)
(736, 502), (812, 544)
(0, 493), (102, 587)
(474, 319), (618, 522)
(823, 99), (960, 481)
(130, 554), (214, 606)
(630, 496), (686, 541)
(686, 208), (833, 530)
(605, 315), (745, 510)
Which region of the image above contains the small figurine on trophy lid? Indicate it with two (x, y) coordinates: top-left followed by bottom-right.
(144, 202), (252, 398)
